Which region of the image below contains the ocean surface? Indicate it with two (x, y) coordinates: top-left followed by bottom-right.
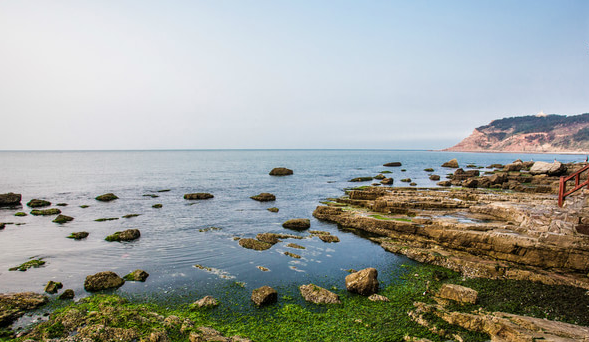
(0, 150), (584, 304)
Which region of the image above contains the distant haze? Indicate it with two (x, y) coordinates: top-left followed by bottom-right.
(1, 1), (588, 150)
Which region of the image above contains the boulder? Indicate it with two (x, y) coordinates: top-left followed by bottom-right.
(529, 161), (566, 176)
(345, 268), (379, 296)
(0, 192), (21, 207)
(183, 193), (214, 200)
(238, 238), (272, 251)
(282, 218), (311, 230)
(123, 269), (149, 282)
(30, 208), (61, 216)
(400, 178), (411, 183)
(380, 178), (394, 185)
(84, 271), (125, 292)
(429, 175), (440, 181)
(95, 193), (118, 202)
(383, 162), (402, 167)
(191, 296), (219, 308)
(438, 284), (478, 304)
(462, 178), (478, 188)
(152, 203), (163, 208)
(250, 193), (276, 202)
(67, 232), (89, 240)
(26, 199), (51, 208)
(105, 229), (140, 242)
(299, 284), (341, 304)
(437, 180), (451, 186)
(317, 234), (340, 243)
(269, 167), (293, 176)
(267, 207), (279, 213)
(503, 162), (524, 172)
(44, 281), (63, 294)
(489, 173), (507, 185)
(477, 177), (492, 188)
(374, 174), (386, 180)
(441, 159), (459, 168)
(52, 214), (74, 224)
(58, 289), (75, 300)
(251, 286), (277, 306)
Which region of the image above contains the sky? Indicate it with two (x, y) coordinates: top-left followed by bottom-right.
(1, 0), (588, 150)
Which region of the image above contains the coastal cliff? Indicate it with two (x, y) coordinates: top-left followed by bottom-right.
(445, 112), (589, 153)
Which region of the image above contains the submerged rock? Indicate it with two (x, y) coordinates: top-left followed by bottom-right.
(286, 243), (305, 249)
(52, 214), (74, 224)
(84, 271), (125, 292)
(438, 284), (478, 304)
(191, 296), (219, 308)
(282, 218), (311, 230)
(44, 280), (63, 294)
(56, 202), (68, 206)
(26, 199), (51, 208)
(183, 193), (214, 200)
(14, 212), (27, 216)
(284, 251), (301, 259)
(317, 234), (340, 243)
(105, 229), (140, 242)
(441, 159), (459, 168)
(123, 269), (149, 282)
(238, 238), (273, 251)
(67, 231), (89, 240)
(345, 268), (379, 296)
(95, 193), (118, 202)
(349, 177), (373, 182)
(0, 192), (21, 207)
(267, 207), (279, 212)
(429, 175), (440, 181)
(256, 233), (281, 244)
(58, 289), (75, 300)
(299, 284), (341, 304)
(0, 292), (48, 327)
(269, 167), (293, 176)
(250, 193), (276, 202)
(383, 162), (402, 167)
(152, 203), (163, 208)
(251, 286), (277, 306)
(30, 208), (61, 216)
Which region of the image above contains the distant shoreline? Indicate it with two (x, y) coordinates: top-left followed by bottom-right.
(437, 149), (589, 155)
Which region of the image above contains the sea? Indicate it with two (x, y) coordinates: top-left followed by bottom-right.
(0, 150), (584, 305)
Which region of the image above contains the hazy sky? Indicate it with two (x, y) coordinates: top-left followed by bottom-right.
(1, 1), (588, 150)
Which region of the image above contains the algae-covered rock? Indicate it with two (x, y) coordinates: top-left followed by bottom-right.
(267, 207), (279, 213)
(123, 269), (149, 282)
(238, 238), (272, 251)
(0, 192), (21, 207)
(282, 218), (311, 230)
(284, 251), (301, 259)
(317, 234), (340, 243)
(14, 212), (27, 217)
(26, 199), (51, 208)
(269, 167), (293, 176)
(30, 208), (61, 216)
(286, 243), (305, 249)
(57, 289), (75, 300)
(184, 193), (214, 200)
(44, 280), (63, 294)
(53, 214), (74, 224)
(191, 296), (219, 308)
(9, 258), (45, 271)
(95, 193), (118, 202)
(442, 159), (459, 168)
(152, 203), (163, 208)
(299, 284), (341, 304)
(400, 178), (412, 183)
(250, 193), (276, 202)
(95, 217), (119, 222)
(56, 202), (68, 206)
(383, 162), (402, 167)
(67, 231), (89, 240)
(251, 286), (277, 306)
(380, 178), (394, 185)
(0, 292), (48, 327)
(429, 174), (441, 181)
(345, 268), (379, 296)
(105, 229), (140, 242)
(84, 271), (125, 292)
(122, 214), (141, 218)
(424, 168), (435, 172)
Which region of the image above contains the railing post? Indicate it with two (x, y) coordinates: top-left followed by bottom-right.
(559, 176), (565, 207)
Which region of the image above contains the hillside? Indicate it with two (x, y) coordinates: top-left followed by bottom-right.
(445, 113), (589, 153)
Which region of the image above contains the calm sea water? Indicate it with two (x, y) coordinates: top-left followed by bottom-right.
(0, 150), (583, 303)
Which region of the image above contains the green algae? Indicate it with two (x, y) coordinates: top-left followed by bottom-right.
(14, 212), (26, 217)
(9, 258), (45, 271)
(95, 217), (119, 222)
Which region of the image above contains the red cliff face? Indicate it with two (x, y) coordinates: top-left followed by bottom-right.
(444, 114), (589, 153)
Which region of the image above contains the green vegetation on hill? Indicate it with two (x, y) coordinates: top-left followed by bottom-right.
(478, 113), (589, 135)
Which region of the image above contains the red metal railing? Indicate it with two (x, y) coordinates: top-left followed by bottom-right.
(558, 164), (589, 207)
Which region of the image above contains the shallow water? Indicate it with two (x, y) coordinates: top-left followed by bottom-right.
(0, 150), (583, 301)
